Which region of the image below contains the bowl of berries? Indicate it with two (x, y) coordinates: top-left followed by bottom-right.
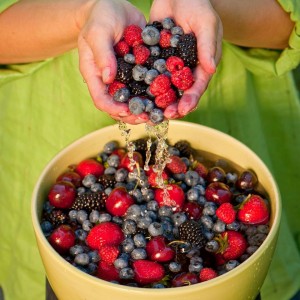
(31, 120), (281, 300)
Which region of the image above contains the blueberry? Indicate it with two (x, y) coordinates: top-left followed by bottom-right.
(112, 216), (123, 225)
(124, 53), (136, 64)
(146, 86), (155, 99)
(172, 212), (187, 227)
(198, 196), (207, 206)
(70, 245), (84, 256)
(132, 65), (148, 81)
(75, 229), (87, 242)
(107, 154), (120, 168)
(173, 173), (185, 181)
(89, 210), (100, 223)
(246, 245), (259, 255)
(41, 221), (53, 235)
(143, 98), (155, 112)
(113, 87), (130, 103)
(187, 188), (200, 201)
(194, 184), (206, 196)
(201, 215), (214, 229)
(188, 261), (203, 273)
(225, 260), (239, 271)
(82, 220), (93, 231)
(170, 34), (180, 47)
(226, 221), (240, 231)
(203, 202), (217, 216)
(169, 261), (181, 273)
(115, 168), (128, 182)
(130, 188), (143, 203)
(141, 188), (155, 201)
(76, 186), (86, 195)
(131, 248), (147, 260)
(171, 26), (184, 35)
(99, 152), (108, 163)
(152, 283), (165, 288)
(126, 204), (142, 221)
(147, 200), (159, 211)
(137, 217), (152, 229)
(119, 267), (134, 279)
(104, 166), (116, 175)
(114, 258), (129, 270)
(149, 108), (164, 124)
(98, 213), (112, 223)
(43, 201), (53, 214)
(90, 183), (103, 192)
(181, 157), (190, 168)
(257, 224), (269, 234)
(168, 146), (180, 156)
(150, 46), (161, 57)
(133, 233), (147, 247)
(87, 262), (98, 275)
(144, 69), (159, 84)
(202, 229), (215, 240)
(74, 253), (90, 266)
(142, 26), (160, 45)
(148, 222), (164, 236)
(104, 187), (112, 195)
(162, 17), (175, 29)
(184, 170), (200, 186)
(158, 205), (173, 217)
(153, 59), (167, 73)
(82, 174), (97, 188)
(88, 250), (100, 263)
(128, 97), (145, 115)
(226, 172), (238, 184)
(103, 141), (118, 154)
(205, 240), (220, 253)
(122, 219), (137, 235)
(122, 237), (135, 253)
(213, 219), (226, 233)
(77, 210), (88, 224)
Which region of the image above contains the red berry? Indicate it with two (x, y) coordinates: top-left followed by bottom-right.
(199, 267), (218, 282)
(216, 203), (236, 224)
(183, 202), (203, 220)
(86, 222), (124, 250)
(108, 81), (126, 96)
(75, 158), (104, 178)
(97, 260), (119, 281)
(133, 44), (150, 65)
(171, 66), (194, 90)
(123, 24), (143, 46)
(48, 181), (76, 209)
(166, 56), (185, 73)
(148, 167), (169, 187)
(114, 40), (130, 57)
(166, 155), (187, 174)
(105, 187), (135, 216)
(133, 260), (165, 285)
(159, 29), (172, 48)
(56, 171), (82, 188)
(154, 183), (185, 212)
(205, 182), (232, 205)
(98, 245), (120, 264)
(120, 151), (144, 172)
(149, 74), (171, 96)
(237, 194), (269, 225)
(146, 236), (175, 262)
(193, 161), (208, 179)
(172, 272), (199, 287)
(155, 88), (177, 109)
(112, 147), (126, 160)
(48, 225), (75, 254)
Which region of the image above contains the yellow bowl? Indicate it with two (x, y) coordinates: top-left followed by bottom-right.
(31, 120), (281, 300)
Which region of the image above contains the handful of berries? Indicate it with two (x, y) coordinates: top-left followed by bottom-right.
(108, 18), (198, 124)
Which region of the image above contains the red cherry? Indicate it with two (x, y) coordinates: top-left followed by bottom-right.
(120, 151), (144, 171)
(172, 272), (199, 287)
(75, 158), (104, 178)
(105, 187), (135, 216)
(207, 166), (226, 183)
(183, 202), (203, 220)
(48, 181), (76, 209)
(205, 182), (232, 205)
(56, 171), (82, 187)
(48, 225), (75, 254)
(112, 148), (126, 160)
(146, 236), (175, 262)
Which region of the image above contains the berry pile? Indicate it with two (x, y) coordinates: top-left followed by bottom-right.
(109, 18), (198, 124)
(41, 139), (271, 288)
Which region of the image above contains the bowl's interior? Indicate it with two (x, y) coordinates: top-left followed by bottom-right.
(31, 120), (281, 300)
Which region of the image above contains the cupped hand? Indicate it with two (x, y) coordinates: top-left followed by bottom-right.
(77, 0), (148, 124)
(150, 0), (223, 119)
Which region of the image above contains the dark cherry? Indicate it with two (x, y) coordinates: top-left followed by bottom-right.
(120, 151), (144, 171)
(48, 225), (75, 254)
(207, 166), (226, 183)
(236, 170), (258, 191)
(56, 171), (82, 187)
(205, 182), (232, 205)
(171, 272), (199, 287)
(183, 202), (203, 220)
(146, 236), (175, 262)
(48, 181), (76, 209)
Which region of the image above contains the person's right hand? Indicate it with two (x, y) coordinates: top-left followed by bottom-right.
(77, 0), (149, 124)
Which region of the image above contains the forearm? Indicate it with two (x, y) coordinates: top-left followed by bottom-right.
(210, 0), (294, 49)
(0, 0), (96, 64)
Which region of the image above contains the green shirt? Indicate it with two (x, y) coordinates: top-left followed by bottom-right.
(0, 1), (300, 299)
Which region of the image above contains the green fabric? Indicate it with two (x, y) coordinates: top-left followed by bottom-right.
(0, 0), (300, 299)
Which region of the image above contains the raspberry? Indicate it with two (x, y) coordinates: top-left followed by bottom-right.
(108, 81), (126, 96)
(149, 74), (171, 96)
(171, 67), (194, 90)
(199, 268), (218, 282)
(166, 56), (185, 73)
(166, 155), (187, 174)
(114, 40), (130, 57)
(154, 88), (177, 109)
(133, 44), (151, 65)
(123, 24), (143, 46)
(159, 29), (172, 48)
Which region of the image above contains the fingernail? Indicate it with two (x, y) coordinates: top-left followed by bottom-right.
(102, 67), (110, 83)
(119, 111), (130, 117)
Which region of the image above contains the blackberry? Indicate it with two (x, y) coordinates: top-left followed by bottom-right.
(133, 138), (148, 153)
(178, 220), (206, 250)
(98, 174), (116, 189)
(47, 209), (68, 226)
(177, 33), (198, 68)
(115, 58), (133, 84)
(173, 140), (194, 158)
(71, 192), (107, 212)
(147, 21), (163, 31)
(129, 81), (148, 96)
(144, 56), (156, 69)
(160, 47), (177, 60)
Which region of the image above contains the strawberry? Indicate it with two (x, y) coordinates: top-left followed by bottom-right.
(114, 40), (130, 57)
(205, 182), (232, 205)
(149, 74), (171, 96)
(133, 44), (150, 65)
(123, 24), (143, 46)
(148, 168), (169, 187)
(48, 181), (76, 209)
(171, 66), (194, 90)
(192, 161), (208, 179)
(166, 56), (185, 73)
(159, 29), (172, 48)
(97, 260), (119, 281)
(98, 245), (120, 264)
(199, 267), (218, 282)
(133, 260), (165, 285)
(119, 151), (144, 172)
(237, 194), (270, 225)
(108, 81), (126, 96)
(105, 187), (135, 216)
(75, 158), (105, 178)
(216, 203), (236, 224)
(154, 88), (177, 109)
(215, 230), (247, 261)
(154, 183), (185, 212)
(86, 222), (124, 250)
(146, 236), (175, 262)
(166, 155), (187, 174)
(48, 225), (75, 254)
(172, 272), (199, 287)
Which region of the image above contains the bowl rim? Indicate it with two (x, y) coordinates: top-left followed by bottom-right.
(31, 120), (282, 295)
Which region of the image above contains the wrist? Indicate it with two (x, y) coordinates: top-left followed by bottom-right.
(75, 0), (98, 31)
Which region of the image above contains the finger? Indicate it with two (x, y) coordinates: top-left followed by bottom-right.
(111, 112), (149, 125)
(163, 102), (180, 119)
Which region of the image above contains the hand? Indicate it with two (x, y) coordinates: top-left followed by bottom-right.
(77, 0), (149, 124)
(150, 0), (223, 119)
